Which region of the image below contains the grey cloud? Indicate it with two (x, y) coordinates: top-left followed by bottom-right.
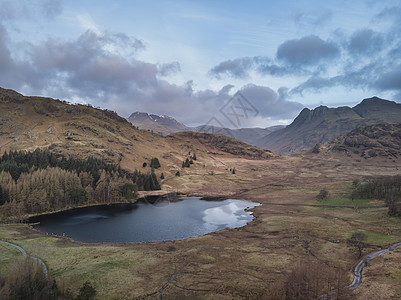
(277, 35), (339, 66)
(157, 62), (181, 76)
(164, 84), (304, 127)
(210, 35), (339, 79)
(0, 24), (42, 91)
(102, 32), (145, 54)
(28, 31), (152, 96)
(348, 29), (384, 55)
(67, 57), (159, 99)
(290, 58), (390, 96)
(209, 56), (307, 79)
(0, 25), (270, 126)
(289, 20), (401, 96)
(0, 25), (10, 67)
(240, 84), (303, 120)
(277, 87), (289, 101)
(73, 31), (145, 56)
(291, 60), (381, 95)
(218, 84), (234, 96)
(256, 62), (305, 76)
(118, 80), (235, 126)
(0, 28), (159, 104)
(291, 76), (338, 95)
(209, 57), (255, 79)
(375, 65), (401, 90)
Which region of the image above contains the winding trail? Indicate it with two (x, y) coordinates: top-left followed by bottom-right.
(319, 241), (401, 299)
(0, 240), (48, 277)
(347, 241), (401, 290)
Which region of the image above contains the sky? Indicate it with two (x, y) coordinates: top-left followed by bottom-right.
(0, 0), (400, 128)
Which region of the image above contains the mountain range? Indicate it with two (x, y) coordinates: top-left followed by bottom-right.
(129, 96), (401, 154)
(263, 97), (401, 154)
(128, 112), (284, 147)
(1, 86), (400, 160)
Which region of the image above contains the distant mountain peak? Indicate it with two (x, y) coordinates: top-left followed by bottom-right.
(149, 114), (177, 122)
(262, 96), (401, 155)
(358, 96), (393, 105)
(361, 96), (383, 102)
(128, 111), (189, 134)
(128, 111), (150, 118)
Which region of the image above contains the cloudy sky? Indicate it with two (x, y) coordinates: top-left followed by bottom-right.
(0, 0), (400, 128)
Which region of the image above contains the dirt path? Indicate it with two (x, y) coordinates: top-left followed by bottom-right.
(0, 240), (48, 276)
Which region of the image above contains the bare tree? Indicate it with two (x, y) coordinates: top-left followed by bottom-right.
(283, 259), (350, 300)
(347, 232), (367, 258)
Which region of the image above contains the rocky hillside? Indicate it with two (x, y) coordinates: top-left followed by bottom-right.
(325, 123), (401, 159)
(262, 97), (401, 154)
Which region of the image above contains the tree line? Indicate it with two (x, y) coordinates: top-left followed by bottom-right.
(0, 150), (160, 221)
(352, 175), (401, 216)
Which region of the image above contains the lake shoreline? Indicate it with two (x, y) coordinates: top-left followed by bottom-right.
(25, 191), (184, 223)
(26, 191), (243, 224)
(29, 197), (260, 244)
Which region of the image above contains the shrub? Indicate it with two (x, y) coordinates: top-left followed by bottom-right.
(312, 143), (320, 154)
(76, 281), (96, 300)
(182, 158), (191, 168)
(316, 189), (329, 200)
(347, 232), (367, 258)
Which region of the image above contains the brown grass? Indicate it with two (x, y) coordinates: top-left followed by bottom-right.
(0, 152), (400, 299)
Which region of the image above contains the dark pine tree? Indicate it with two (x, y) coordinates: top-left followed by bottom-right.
(150, 157), (161, 169)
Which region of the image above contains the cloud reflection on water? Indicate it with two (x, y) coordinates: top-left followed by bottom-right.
(203, 200), (260, 231)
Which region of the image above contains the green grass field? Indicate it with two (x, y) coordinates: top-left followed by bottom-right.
(317, 197), (375, 208)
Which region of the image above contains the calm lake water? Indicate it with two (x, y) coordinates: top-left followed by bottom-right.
(34, 197), (260, 243)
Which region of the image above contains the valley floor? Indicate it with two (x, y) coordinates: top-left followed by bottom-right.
(1, 152), (401, 299)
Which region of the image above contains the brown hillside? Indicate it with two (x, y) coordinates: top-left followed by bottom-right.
(0, 88), (274, 177)
(170, 131), (275, 159)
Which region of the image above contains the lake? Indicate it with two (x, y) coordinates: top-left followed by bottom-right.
(33, 197), (260, 243)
